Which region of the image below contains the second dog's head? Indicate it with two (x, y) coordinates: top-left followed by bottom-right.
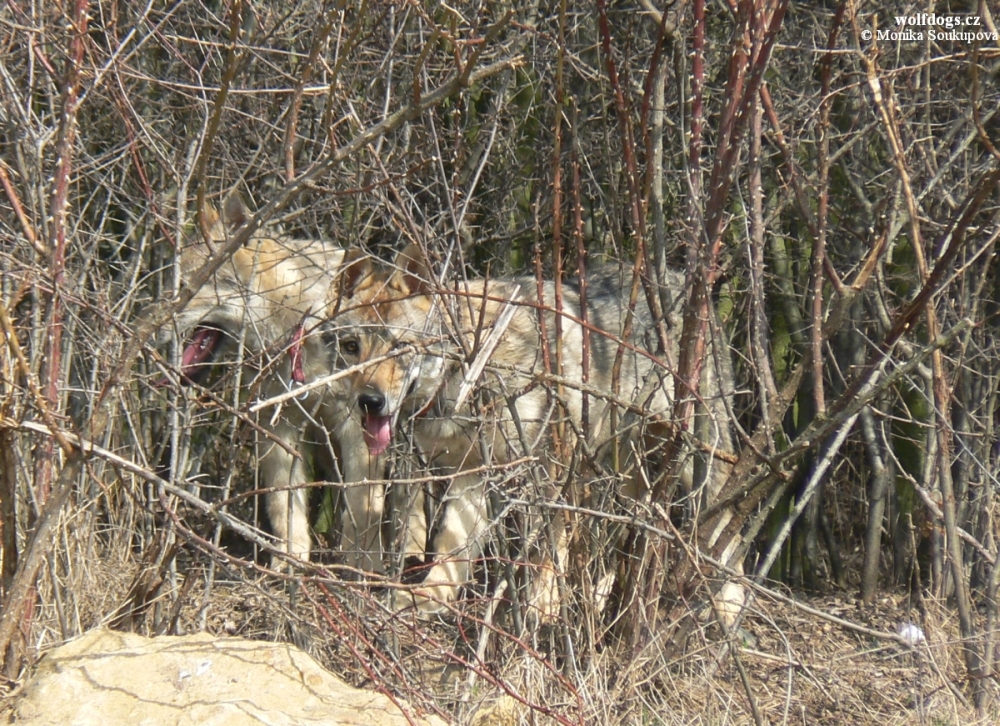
(321, 246), (448, 455)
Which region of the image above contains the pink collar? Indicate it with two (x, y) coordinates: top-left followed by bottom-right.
(289, 324), (306, 385)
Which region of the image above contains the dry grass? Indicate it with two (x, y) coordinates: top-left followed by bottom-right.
(3, 527), (994, 726)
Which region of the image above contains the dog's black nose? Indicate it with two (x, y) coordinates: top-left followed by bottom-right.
(358, 392), (386, 415)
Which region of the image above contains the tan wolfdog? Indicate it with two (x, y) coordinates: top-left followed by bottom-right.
(174, 196), (359, 565)
(323, 245), (736, 613)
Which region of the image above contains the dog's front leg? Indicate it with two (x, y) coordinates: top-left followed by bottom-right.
(336, 420), (387, 574)
(409, 472), (488, 614)
(258, 418), (312, 567)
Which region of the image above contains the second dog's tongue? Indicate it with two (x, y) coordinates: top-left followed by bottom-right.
(181, 328), (222, 374)
(362, 415), (393, 455)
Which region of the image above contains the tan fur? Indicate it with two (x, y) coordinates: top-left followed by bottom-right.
(324, 246), (736, 612)
(175, 196), (347, 563)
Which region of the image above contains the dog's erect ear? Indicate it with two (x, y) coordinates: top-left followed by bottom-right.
(341, 249), (374, 297)
(392, 243), (432, 295)
(200, 202), (225, 242)
(328, 248), (374, 314)
(200, 193), (249, 243)
(223, 193), (250, 238)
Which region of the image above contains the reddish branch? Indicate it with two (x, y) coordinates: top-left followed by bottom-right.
(571, 113), (590, 435)
(628, 0), (789, 650)
(674, 0), (787, 463)
(284, 10), (336, 181)
(36, 0), (89, 504)
(810, 3), (848, 418)
(674, 0), (788, 490)
(595, 0), (669, 405)
(7, 0), (90, 674)
(0, 164), (44, 256)
(552, 0), (566, 452)
(689, 0), (705, 206)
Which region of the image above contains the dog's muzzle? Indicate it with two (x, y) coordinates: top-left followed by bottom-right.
(358, 392), (393, 456)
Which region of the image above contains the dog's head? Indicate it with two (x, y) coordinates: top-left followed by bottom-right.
(322, 245), (448, 454)
(172, 195), (343, 388)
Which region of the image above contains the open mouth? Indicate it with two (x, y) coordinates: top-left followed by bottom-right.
(175, 326), (225, 385)
(361, 414), (394, 456)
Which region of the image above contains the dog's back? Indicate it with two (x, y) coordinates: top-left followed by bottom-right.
(430, 267), (733, 482)
(325, 249), (736, 610)
(575, 267), (734, 493)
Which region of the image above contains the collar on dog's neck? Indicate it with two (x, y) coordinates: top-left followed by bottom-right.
(289, 324), (306, 385)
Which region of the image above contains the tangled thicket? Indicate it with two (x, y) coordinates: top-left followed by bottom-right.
(2, 0), (1000, 723)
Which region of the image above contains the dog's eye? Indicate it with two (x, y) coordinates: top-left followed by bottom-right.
(391, 340), (411, 351)
(341, 339), (360, 355)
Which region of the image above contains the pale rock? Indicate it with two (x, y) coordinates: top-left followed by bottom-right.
(11, 627), (447, 726)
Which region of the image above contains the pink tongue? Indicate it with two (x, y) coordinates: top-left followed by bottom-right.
(181, 328), (222, 374)
(362, 415), (393, 455)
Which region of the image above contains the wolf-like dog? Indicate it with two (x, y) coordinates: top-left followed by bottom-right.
(323, 246), (735, 612)
(174, 197), (356, 563)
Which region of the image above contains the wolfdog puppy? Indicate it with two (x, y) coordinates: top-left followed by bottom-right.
(173, 196), (351, 563)
(322, 245), (735, 612)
